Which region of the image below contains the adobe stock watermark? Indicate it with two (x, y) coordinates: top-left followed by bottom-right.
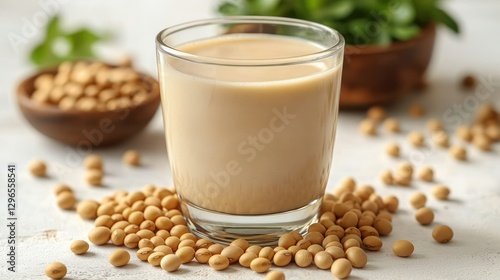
(407, 74), (499, 165)
(202, 106), (297, 200)
(7, 0), (72, 53)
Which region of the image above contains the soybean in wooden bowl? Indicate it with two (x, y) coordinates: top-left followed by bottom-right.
(16, 61), (160, 147)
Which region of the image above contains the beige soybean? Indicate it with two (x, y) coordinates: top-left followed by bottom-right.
(418, 166), (435, 182)
(432, 225), (454, 243)
(156, 229), (170, 240)
(325, 246), (345, 260)
(239, 252), (258, 267)
(415, 207), (434, 225)
(392, 240), (414, 257)
(45, 262), (67, 279)
(259, 246), (275, 261)
(170, 225), (189, 238)
(84, 154), (103, 170)
(195, 248), (212, 264)
(138, 239), (154, 249)
(345, 247), (367, 268)
(231, 238), (250, 251)
(136, 229), (155, 239)
(53, 183), (72, 195)
(383, 195), (399, 213)
(124, 233), (140, 248)
(383, 118), (400, 133)
(396, 162), (413, 178)
(331, 258), (352, 279)
(70, 240), (89, 255)
(208, 244), (225, 255)
(427, 118), (443, 132)
(385, 142), (400, 157)
(161, 254), (182, 272)
(209, 255), (229, 271)
(143, 206), (162, 221)
(410, 192), (427, 209)
(29, 159), (47, 177)
(88, 226), (111, 245)
(373, 218), (392, 236)
(86, 169), (103, 186)
(294, 249), (313, 267)
(314, 251), (333, 270)
(265, 270), (286, 280)
(433, 185), (450, 200)
(363, 236), (383, 251)
(408, 131), (425, 147)
(278, 233), (296, 249)
(57, 191), (76, 210)
(380, 170), (394, 185)
(456, 125), (473, 142)
(176, 246), (195, 264)
(473, 134), (491, 151)
(150, 236), (165, 247)
(273, 250), (292, 267)
(109, 249), (130, 267)
(154, 245), (173, 255)
(367, 106), (386, 122)
(432, 131), (449, 148)
(111, 229), (126, 246)
(136, 247), (154, 261)
(171, 215), (187, 226)
(359, 119), (377, 136)
(307, 244), (324, 257)
(250, 257), (271, 273)
(195, 238), (215, 250)
(123, 150), (141, 166)
(148, 252), (165, 266)
(450, 145), (467, 160)
(221, 245), (244, 264)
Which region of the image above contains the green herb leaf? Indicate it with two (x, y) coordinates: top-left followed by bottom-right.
(46, 16), (61, 42)
(217, 0), (460, 46)
(431, 8), (460, 33)
(392, 0), (416, 25)
(218, 2), (242, 15)
(66, 28), (101, 59)
(317, 0), (355, 21)
(29, 15), (109, 68)
(391, 24), (421, 41)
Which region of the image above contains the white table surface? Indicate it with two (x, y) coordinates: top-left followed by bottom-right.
(1, 0), (500, 279)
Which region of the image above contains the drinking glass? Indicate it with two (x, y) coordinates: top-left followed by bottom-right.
(156, 16), (344, 244)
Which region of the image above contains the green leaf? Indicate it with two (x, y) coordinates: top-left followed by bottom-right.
(392, 0), (416, 25)
(218, 2), (243, 15)
(432, 8), (460, 33)
(390, 24), (421, 41)
(46, 16), (61, 42)
(317, 0), (355, 20)
(66, 28), (101, 59)
(29, 15), (109, 68)
(257, 0), (281, 14)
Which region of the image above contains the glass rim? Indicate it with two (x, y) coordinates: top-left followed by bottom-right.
(155, 16), (345, 67)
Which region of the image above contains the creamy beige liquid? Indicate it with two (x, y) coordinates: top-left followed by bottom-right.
(160, 34), (341, 215)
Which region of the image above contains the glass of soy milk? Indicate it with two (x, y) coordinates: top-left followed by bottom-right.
(156, 16), (344, 244)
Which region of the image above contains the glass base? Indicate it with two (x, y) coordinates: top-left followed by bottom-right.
(180, 198), (322, 246)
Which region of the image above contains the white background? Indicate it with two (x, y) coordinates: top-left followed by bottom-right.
(0, 0), (499, 279)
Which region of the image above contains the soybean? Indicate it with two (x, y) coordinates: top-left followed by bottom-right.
(109, 249), (130, 267)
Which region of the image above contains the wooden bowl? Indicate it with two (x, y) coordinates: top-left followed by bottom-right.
(340, 24), (436, 108)
(16, 67), (161, 147)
